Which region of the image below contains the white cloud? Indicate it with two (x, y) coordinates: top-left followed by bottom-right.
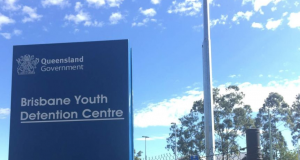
(209, 0), (220, 7)
(0, 108), (10, 119)
(243, 0), (282, 14)
(210, 14), (228, 27)
(242, 0), (252, 5)
(41, 0), (70, 8)
(131, 18), (165, 29)
(229, 75), (236, 78)
(13, 29), (22, 36)
(220, 15), (228, 21)
(232, 11), (253, 24)
(252, 22), (264, 29)
(139, 8), (157, 17)
(109, 12), (122, 24)
(1, 0), (21, 10)
(192, 24), (203, 32)
(133, 8), (157, 27)
(75, 2), (83, 11)
(134, 77), (300, 128)
(168, 0), (202, 16)
(22, 6), (43, 23)
(254, 0), (272, 12)
(271, 7), (277, 11)
(65, 11), (90, 24)
(86, 0), (105, 7)
(84, 20), (103, 27)
(106, 0), (124, 7)
(134, 88), (203, 128)
(288, 12), (300, 29)
(151, 0), (161, 5)
(229, 74), (241, 78)
(295, 1), (299, 7)
(259, 74), (263, 77)
(282, 12), (288, 17)
(272, 0), (281, 4)
(132, 18), (157, 27)
(151, 19), (157, 22)
(0, 32), (11, 39)
(0, 13), (15, 30)
(86, 0), (123, 7)
(1, 29), (21, 39)
(65, 3), (103, 27)
(210, 20), (219, 27)
(237, 78), (300, 112)
(265, 18), (282, 30)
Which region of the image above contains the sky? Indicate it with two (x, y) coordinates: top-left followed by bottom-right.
(0, 0), (300, 159)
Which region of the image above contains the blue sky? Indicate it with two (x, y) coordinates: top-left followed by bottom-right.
(0, 0), (300, 159)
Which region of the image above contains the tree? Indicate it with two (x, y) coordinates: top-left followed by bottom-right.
(166, 99), (205, 158)
(289, 94), (300, 146)
(166, 85), (254, 160)
(255, 92), (290, 160)
(134, 149), (143, 160)
(278, 149), (298, 160)
(214, 86), (254, 160)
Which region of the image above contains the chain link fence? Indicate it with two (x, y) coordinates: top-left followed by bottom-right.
(140, 153), (174, 160)
(140, 152), (247, 160)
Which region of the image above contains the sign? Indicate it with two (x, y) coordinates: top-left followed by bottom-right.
(190, 155), (199, 160)
(9, 40), (133, 160)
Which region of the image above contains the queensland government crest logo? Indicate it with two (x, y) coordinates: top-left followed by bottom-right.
(16, 54), (39, 75)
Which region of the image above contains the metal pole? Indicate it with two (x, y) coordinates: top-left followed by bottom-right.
(298, 142), (300, 160)
(202, 0), (215, 159)
(268, 108), (273, 160)
(142, 136), (149, 160)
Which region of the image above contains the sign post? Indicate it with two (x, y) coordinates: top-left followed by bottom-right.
(9, 40), (133, 160)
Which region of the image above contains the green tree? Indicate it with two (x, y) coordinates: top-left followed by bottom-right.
(255, 92), (290, 160)
(214, 86), (254, 160)
(278, 149), (298, 160)
(134, 149), (143, 160)
(166, 99), (205, 158)
(166, 85), (254, 160)
(289, 94), (300, 146)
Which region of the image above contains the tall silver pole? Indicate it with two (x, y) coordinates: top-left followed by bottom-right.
(142, 136), (149, 160)
(298, 142), (300, 160)
(298, 139), (300, 160)
(202, 0), (215, 159)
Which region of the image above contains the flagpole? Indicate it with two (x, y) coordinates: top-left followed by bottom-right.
(202, 0), (215, 159)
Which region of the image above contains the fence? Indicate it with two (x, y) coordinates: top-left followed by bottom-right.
(140, 152), (247, 160)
